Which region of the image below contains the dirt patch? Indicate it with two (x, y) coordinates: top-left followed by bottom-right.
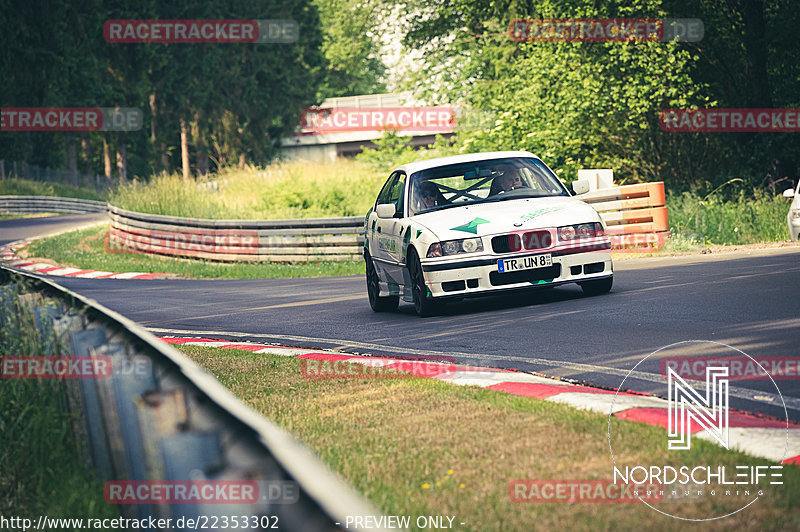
(12, 243), (70, 268)
(77, 230), (105, 253)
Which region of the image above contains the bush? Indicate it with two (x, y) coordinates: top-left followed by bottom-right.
(667, 189), (790, 245)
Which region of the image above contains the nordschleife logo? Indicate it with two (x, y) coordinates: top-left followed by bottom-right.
(667, 366), (729, 450)
(607, 340), (789, 521)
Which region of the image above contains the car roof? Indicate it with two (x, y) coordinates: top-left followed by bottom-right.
(393, 151), (539, 175)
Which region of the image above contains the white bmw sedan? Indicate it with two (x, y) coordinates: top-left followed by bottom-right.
(364, 151), (613, 316)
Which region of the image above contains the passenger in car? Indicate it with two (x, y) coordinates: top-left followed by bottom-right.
(414, 181), (448, 211)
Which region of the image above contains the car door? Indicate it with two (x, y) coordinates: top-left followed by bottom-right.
(368, 171), (407, 285)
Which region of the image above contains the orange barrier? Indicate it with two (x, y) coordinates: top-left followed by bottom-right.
(578, 182), (669, 252)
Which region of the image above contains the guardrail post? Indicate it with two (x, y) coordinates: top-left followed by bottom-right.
(70, 328), (115, 481)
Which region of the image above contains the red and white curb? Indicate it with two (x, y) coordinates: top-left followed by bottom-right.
(160, 336), (800, 465)
(1, 240), (169, 280)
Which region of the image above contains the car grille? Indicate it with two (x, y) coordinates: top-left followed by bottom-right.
(489, 264), (561, 286)
(491, 230), (552, 253)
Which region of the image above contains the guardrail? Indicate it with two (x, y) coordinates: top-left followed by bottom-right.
(108, 206), (364, 262)
(0, 264), (384, 531)
(4, 184), (670, 261)
(0, 195), (108, 214)
(577, 182), (669, 252)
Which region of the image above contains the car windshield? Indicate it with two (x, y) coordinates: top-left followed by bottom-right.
(409, 157), (568, 215)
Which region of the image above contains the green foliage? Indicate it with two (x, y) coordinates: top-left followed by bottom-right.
(355, 131), (463, 172)
(667, 189), (790, 245)
(0, 178), (106, 201)
(0, 0), (326, 176)
(110, 159), (386, 219)
(393, 0), (800, 190)
(314, 0), (387, 98)
(0, 289), (118, 519)
(110, 173), (225, 218)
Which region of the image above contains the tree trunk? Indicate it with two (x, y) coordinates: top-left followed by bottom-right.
(81, 133), (91, 187)
(180, 117), (190, 181)
(192, 114), (208, 177)
(149, 92), (163, 172)
(103, 134), (112, 180)
(116, 135), (127, 184)
(161, 143), (169, 173)
(238, 153), (246, 169)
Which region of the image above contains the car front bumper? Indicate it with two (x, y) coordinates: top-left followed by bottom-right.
(419, 240), (613, 299)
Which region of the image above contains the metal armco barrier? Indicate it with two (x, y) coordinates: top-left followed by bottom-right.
(0, 265), (386, 531)
(107, 205), (365, 262)
(577, 182), (669, 252)
(4, 184), (670, 262)
(0, 195), (108, 214)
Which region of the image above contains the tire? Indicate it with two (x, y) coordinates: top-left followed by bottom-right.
(407, 248), (439, 317)
(579, 276), (613, 296)
(365, 252), (399, 312)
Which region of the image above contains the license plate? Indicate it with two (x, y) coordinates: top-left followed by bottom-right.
(498, 254), (553, 273)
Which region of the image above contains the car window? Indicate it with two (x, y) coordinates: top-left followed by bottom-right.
(376, 171), (406, 215)
(409, 157), (567, 215)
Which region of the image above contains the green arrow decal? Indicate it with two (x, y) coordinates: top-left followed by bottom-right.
(450, 217), (490, 234)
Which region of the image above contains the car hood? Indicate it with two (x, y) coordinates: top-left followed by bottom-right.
(412, 196), (600, 241)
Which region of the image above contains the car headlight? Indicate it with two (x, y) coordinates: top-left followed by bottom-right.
(791, 210), (800, 220)
(427, 238), (483, 257)
(557, 222), (604, 241)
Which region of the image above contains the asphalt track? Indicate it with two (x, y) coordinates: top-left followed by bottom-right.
(3, 214), (800, 421)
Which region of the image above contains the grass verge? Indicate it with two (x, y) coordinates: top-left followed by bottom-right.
(109, 159), (385, 220)
(667, 190), (790, 245)
(176, 345), (800, 532)
(22, 226), (365, 279)
(0, 177), (106, 201)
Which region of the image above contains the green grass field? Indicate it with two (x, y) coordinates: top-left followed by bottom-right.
(109, 159), (386, 220)
(176, 344), (800, 532)
(22, 226), (365, 279)
(0, 177), (106, 201)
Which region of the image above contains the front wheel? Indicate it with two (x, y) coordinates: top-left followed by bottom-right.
(579, 276), (613, 296)
(365, 252), (398, 312)
(407, 249), (439, 317)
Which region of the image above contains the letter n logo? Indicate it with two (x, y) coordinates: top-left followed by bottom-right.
(667, 366), (729, 450)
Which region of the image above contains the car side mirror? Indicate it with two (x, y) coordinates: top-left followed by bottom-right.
(572, 180), (590, 195)
(783, 188), (796, 198)
(375, 203), (397, 218)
